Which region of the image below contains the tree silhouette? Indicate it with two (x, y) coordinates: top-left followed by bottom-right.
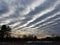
(0, 25), (11, 38)
(34, 36), (37, 39)
(23, 35), (27, 39)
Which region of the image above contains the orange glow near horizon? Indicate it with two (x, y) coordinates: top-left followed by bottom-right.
(10, 33), (54, 39)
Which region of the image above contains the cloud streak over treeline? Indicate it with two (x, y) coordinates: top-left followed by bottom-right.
(0, 0), (60, 36)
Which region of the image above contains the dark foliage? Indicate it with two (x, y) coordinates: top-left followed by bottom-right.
(0, 25), (11, 38)
(0, 35), (60, 42)
(0, 25), (60, 42)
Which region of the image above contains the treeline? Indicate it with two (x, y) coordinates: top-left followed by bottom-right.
(38, 36), (60, 41)
(0, 25), (60, 42)
(1, 36), (60, 42)
(0, 25), (37, 38)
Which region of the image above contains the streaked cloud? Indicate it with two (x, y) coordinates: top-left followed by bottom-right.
(0, 0), (60, 37)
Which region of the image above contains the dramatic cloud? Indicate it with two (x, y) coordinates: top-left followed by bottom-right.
(0, 0), (60, 37)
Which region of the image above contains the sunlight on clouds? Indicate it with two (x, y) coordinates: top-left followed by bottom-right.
(27, 1), (59, 28)
(11, 28), (51, 37)
(27, 0), (46, 10)
(29, 12), (60, 28)
(37, 17), (60, 28)
(42, 22), (60, 29)
(40, 13), (60, 29)
(18, 7), (56, 28)
(0, 0), (60, 37)
(0, 6), (16, 18)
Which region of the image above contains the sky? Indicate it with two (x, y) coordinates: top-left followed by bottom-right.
(0, 0), (60, 37)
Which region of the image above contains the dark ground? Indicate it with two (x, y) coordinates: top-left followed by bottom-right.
(0, 41), (60, 45)
(0, 36), (60, 45)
